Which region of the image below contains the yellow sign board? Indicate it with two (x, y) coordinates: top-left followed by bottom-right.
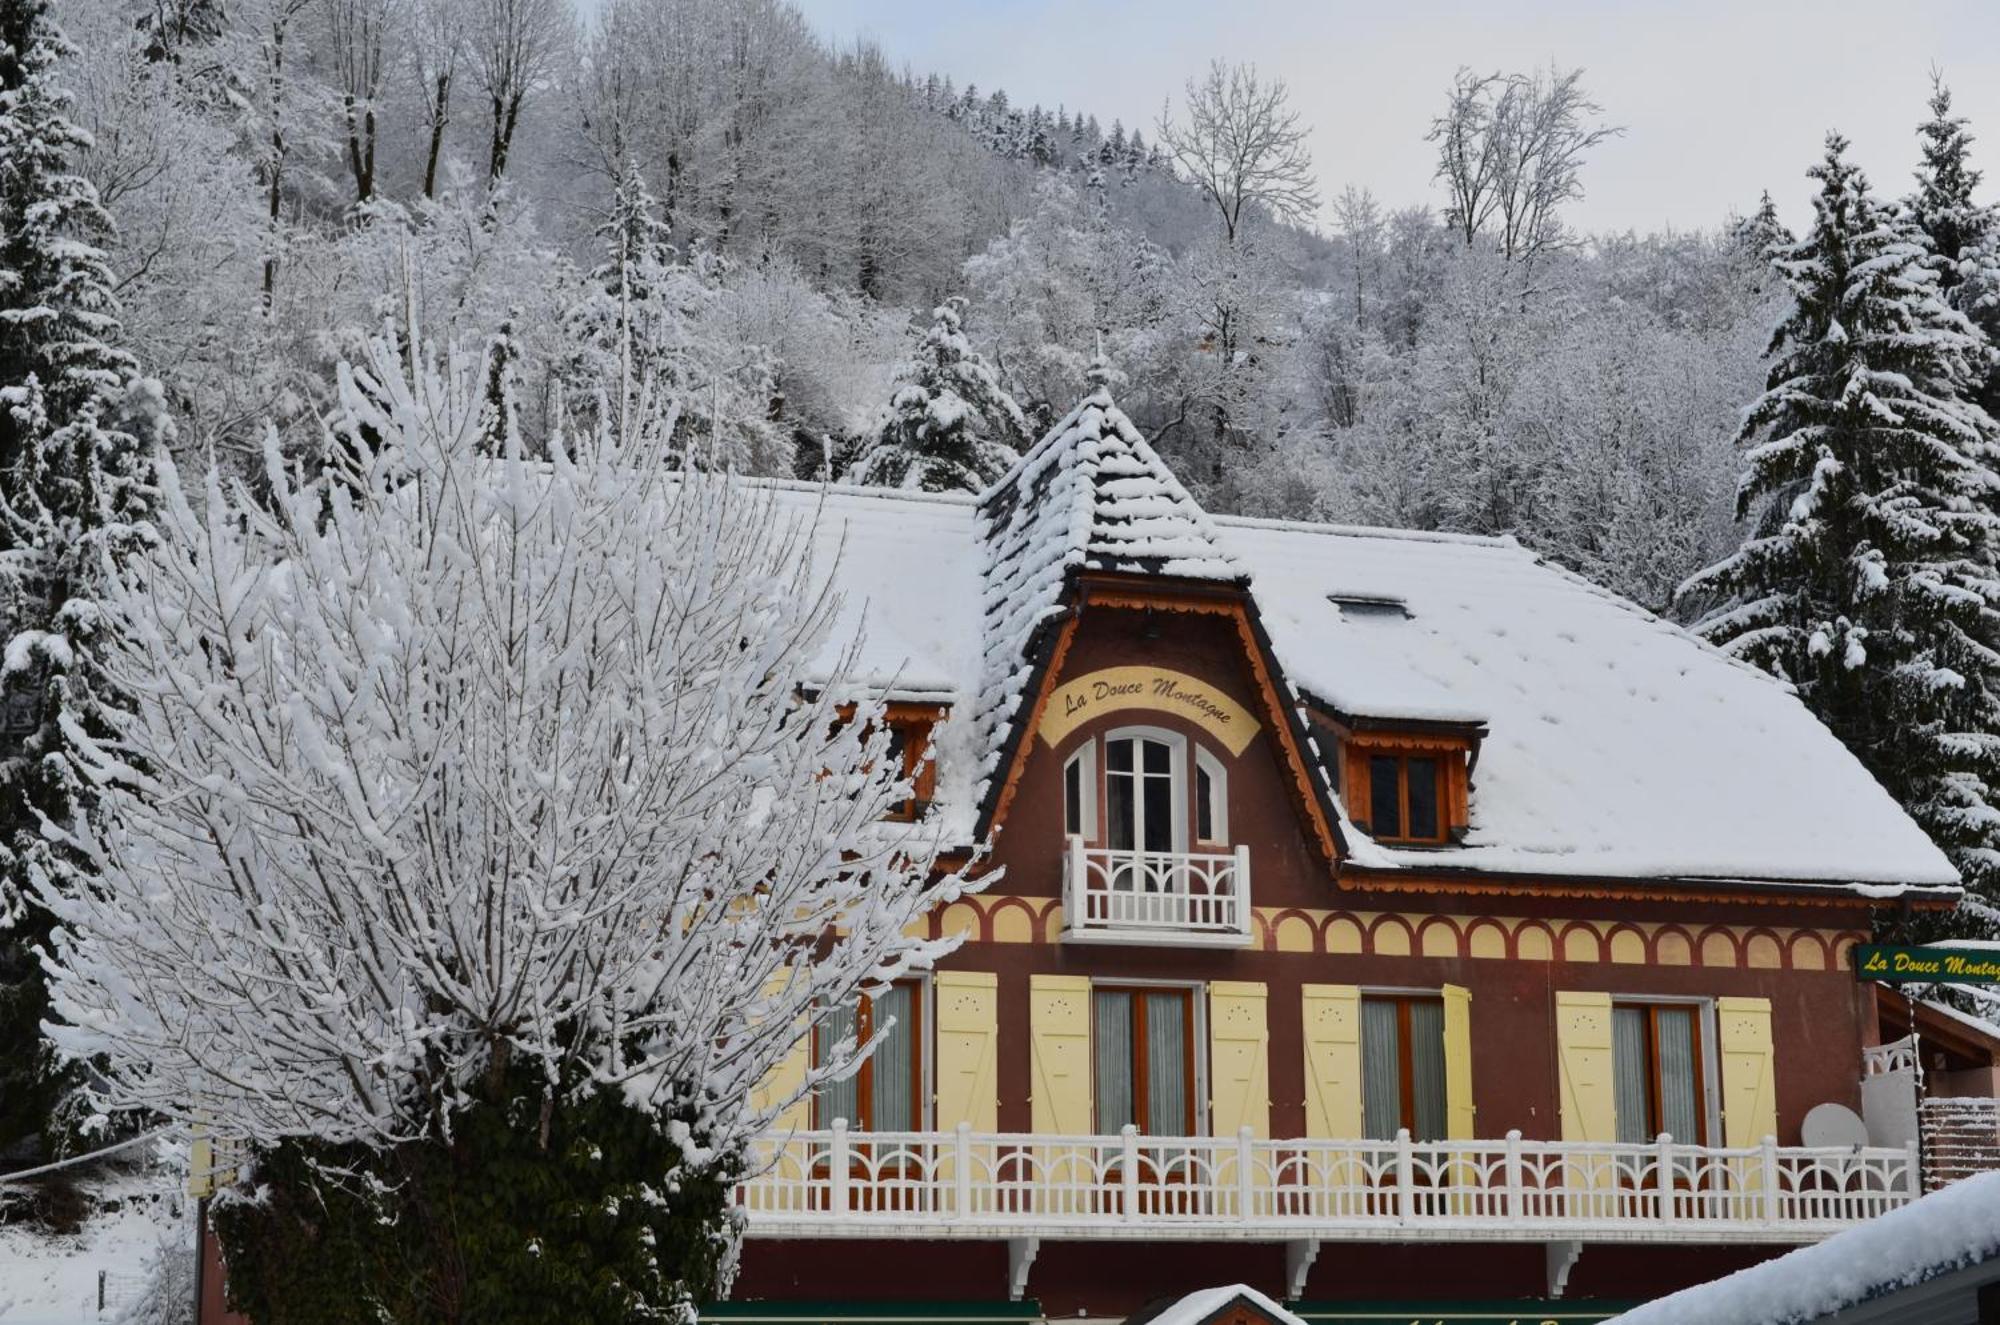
(1037, 666), (1260, 755)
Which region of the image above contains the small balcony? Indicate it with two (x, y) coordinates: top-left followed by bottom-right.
(1060, 838), (1252, 946)
(738, 1123), (1919, 1244)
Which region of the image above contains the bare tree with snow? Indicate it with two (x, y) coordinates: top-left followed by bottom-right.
(33, 319), (970, 1314)
(1156, 59), (1319, 245)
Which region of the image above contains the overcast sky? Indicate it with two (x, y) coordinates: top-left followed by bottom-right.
(789, 0), (2000, 237)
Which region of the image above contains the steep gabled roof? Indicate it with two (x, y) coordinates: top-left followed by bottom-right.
(971, 373), (1243, 818)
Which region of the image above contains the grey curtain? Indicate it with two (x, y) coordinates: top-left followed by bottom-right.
(873, 984), (915, 1131)
(1145, 992), (1188, 1135)
(1612, 1006), (1651, 1143)
(819, 1001), (860, 1128)
(1095, 991), (1133, 1132)
(1656, 1007), (1700, 1143)
(1408, 1000), (1447, 1141)
(1361, 998), (1403, 1140)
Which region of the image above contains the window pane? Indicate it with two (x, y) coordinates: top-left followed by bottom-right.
(818, 1002), (860, 1128)
(1107, 739), (1133, 773)
(1361, 998), (1404, 1140)
(1656, 1008), (1701, 1144)
(1408, 1000), (1448, 1142)
(872, 985), (915, 1132)
(1369, 756), (1402, 838)
(1065, 756), (1083, 835)
(1196, 766), (1214, 841)
(1145, 993), (1190, 1135)
(1107, 767), (1135, 851)
(1142, 767), (1173, 852)
(1407, 757), (1439, 840)
(1612, 1007), (1651, 1144)
(1095, 991), (1134, 1132)
(1143, 738), (1171, 775)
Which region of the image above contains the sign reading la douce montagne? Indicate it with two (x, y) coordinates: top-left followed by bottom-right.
(1037, 666), (1260, 755)
(1853, 943), (2000, 984)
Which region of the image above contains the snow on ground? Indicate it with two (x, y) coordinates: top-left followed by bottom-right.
(1606, 1170), (2000, 1324)
(0, 1181), (184, 1325)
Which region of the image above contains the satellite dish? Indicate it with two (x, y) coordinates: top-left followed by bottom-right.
(1803, 1102), (1870, 1148)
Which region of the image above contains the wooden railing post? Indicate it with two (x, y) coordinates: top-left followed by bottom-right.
(1121, 1125), (1141, 1221)
(955, 1121), (972, 1219)
(1504, 1130), (1524, 1220)
(1760, 1136), (1780, 1226)
(830, 1119), (851, 1216)
(1396, 1129), (1415, 1220)
(1238, 1127), (1256, 1222)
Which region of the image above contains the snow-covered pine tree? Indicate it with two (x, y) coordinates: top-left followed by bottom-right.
(0, 0), (159, 1165)
(846, 297), (1030, 493)
(558, 161), (781, 472)
(1684, 134), (2000, 906)
(1907, 76), (2000, 416)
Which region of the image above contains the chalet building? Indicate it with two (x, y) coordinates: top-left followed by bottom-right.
(722, 377), (1971, 1324)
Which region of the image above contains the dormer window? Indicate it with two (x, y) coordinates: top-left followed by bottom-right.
(1368, 752), (1445, 845)
(1058, 726), (1249, 947)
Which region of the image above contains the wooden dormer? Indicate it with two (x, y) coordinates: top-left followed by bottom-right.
(1314, 710), (1484, 846)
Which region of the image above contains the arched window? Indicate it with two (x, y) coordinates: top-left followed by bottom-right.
(1061, 726), (1229, 852)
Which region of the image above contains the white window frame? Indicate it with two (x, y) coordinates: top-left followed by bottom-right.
(1194, 746), (1229, 846)
(1063, 742), (1097, 842)
(1090, 977), (1209, 1137)
(1102, 724), (1189, 854)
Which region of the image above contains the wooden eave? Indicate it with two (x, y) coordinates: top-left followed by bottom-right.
(1332, 861), (1961, 910)
(1878, 986), (2000, 1066)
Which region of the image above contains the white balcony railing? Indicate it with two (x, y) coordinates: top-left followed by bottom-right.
(1061, 839), (1252, 946)
(738, 1123), (1919, 1245)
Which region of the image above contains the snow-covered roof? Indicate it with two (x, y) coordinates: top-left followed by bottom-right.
(1605, 1171), (2000, 1324)
(761, 437), (1957, 891)
(1124, 1284), (1307, 1325)
(971, 378), (1242, 813)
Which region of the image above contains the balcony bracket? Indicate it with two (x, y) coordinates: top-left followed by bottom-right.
(1546, 1240), (1583, 1299)
(1006, 1236), (1039, 1303)
(1284, 1238), (1321, 1301)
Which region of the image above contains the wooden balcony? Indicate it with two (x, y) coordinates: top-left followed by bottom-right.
(1060, 840), (1252, 946)
(738, 1122), (1919, 1246)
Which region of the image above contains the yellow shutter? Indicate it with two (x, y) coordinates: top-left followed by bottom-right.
(1442, 982), (1475, 1140)
(1717, 996), (1778, 1146)
(934, 970), (998, 1132)
(1209, 981), (1270, 1139)
(1554, 991), (1616, 1143)
(1301, 984), (1363, 1138)
(1029, 974), (1093, 1135)
(751, 971), (812, 1133)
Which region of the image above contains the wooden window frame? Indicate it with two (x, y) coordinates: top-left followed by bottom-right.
(1356, 749), (1451, 845)
(1092, 983), (1199, 1136)
(811, 979), (925, 1132)
(1615, 1000), (1710, 1146)
(1362, 992), (1446, 1139)
(878, 706), (943, 823)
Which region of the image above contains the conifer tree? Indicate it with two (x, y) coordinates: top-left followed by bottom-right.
(0, 0), (159, 1161)
(1907, 76), (2000, 415)
(1685, 134), (2000, 907)
(846, 298), (1030, 494)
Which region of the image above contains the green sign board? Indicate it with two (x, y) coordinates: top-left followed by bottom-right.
(1853, 943), (2000, 983)
(1295, 1306), (1629, 1325)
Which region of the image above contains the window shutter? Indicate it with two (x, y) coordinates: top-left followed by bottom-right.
(751, 971), (812, 1133)
(1029, 974), (1093, 1135)
(934, 970), (998, 1131)
(1302, 984), (1364, 1137)
(1209, 981), (1270, 1138)
(1717, 995), (1778, 1146)
(1442, 983), (1475, 1140)
(1554, 990), (1616, 1143)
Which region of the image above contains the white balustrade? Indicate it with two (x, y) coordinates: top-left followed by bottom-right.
(1861, 1035), (1920, 1078)
(738, 1125), (1918, 1244)
(1061, 838), (1252, 945)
